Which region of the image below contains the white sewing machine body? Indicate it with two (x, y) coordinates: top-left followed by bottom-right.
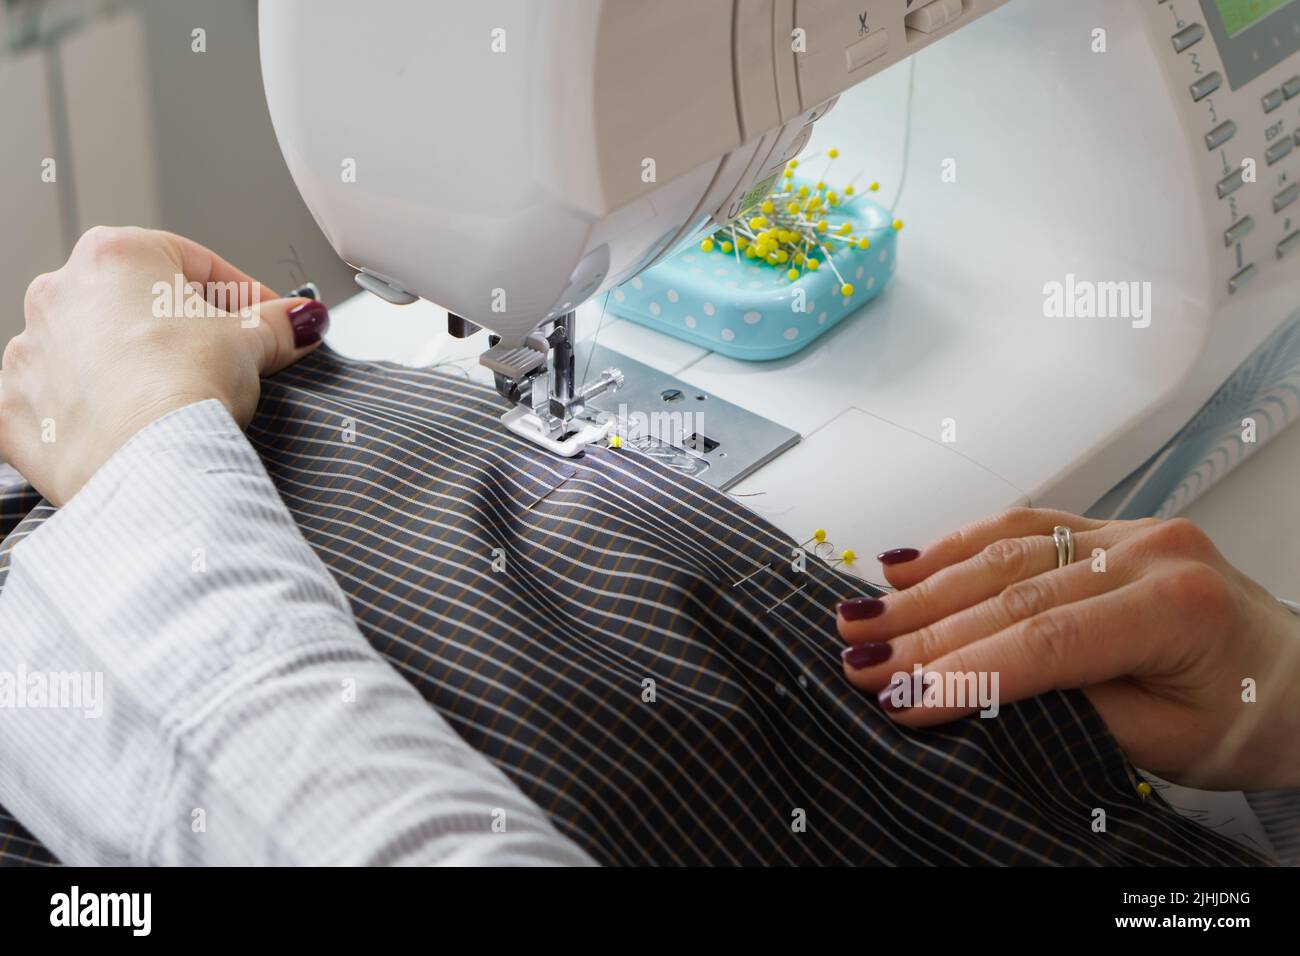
(265, 0), (1300, 568)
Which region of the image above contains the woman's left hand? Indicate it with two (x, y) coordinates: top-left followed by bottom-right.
(837, 508), (1300, 791)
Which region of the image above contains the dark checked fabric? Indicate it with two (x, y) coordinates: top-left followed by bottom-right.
(0, 347), (1271, 866)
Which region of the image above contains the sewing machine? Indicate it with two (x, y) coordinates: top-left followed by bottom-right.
(261, 0), (1300, 566)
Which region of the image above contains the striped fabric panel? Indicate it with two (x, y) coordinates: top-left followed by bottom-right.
(1245, 791), (1300, 866)
(0, 348), (1270, 866)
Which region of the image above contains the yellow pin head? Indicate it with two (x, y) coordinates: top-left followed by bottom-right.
(840, 283), (854, 297)
(700, 238), (714, 252)
(761, 200), (776, 215)
(827, 147), (840, 158)
(787, 268), (799, 281)
(892, 218), (905, 232)
(857, 238), (870, 250)
(788, 159), (799, 169)
(609, 434), (622, 449)
(813, 529), (826, 542)
(1137, 782), (1152, 799)
(870, 181), (880, 192)
(841, 549), (856, 564)
(844, 184), (856, 195)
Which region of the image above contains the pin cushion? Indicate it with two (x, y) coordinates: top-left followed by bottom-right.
(607, 173), (901, 361)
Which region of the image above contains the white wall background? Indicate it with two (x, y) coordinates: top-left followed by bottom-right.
(0, 0), (354, 353)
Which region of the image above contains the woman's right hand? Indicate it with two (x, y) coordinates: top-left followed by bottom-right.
(1, 226), (329, 506)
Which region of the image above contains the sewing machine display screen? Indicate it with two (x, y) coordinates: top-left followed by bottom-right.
(1202, 0), (1300, 87)
(1214, 0), (1294, 36)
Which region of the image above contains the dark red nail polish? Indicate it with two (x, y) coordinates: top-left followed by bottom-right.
(878, 691), (909, 712)
(877, 547), (920, 566)
(289, 300), (330, 347)
(842, 642), (892, 669)
(837, 597), (885, 621)
(878, 679), (910, 712)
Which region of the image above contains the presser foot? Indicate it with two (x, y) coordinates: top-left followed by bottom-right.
(501, 405), (613, 457)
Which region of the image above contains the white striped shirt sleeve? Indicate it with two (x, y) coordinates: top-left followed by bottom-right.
(0, 399), (594, 866)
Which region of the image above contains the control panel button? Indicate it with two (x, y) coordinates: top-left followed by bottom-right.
(1228, 263), (1258, 294)
(1262, 88), (1284, 112)
(1266, 136), (1295, 165)
(905, 0), (962, 33)
(845, 29), (890, 73)
(1224, 216), (1255, 246)
(1275, 182), (1300, 212)
(1217, 167), (1248, 198)
(1205, 120), (1237, 150)
(1171, 23), (1204, 53)
(1279, 230), (1300, 260)
(1191, 72), (1222, 101)
(1284, 75), (1300, 99)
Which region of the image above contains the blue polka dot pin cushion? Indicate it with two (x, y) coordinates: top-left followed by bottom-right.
(608, 195), (899, 361)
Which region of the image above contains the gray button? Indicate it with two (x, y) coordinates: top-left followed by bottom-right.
(1275, 182), (1300, 212)
(1263, 88), (1284, 112)
(1228, 263), (1257, 294)
(1224, 217), (1255, 246)
(1217, 167), (1247, 198)
(1266, 136), (1295, 165)
(1205, 120), (1237, 150)
(1172, 23), (1204, 53)
(1279, 230), (1300, 259)
(1285, 75), (1300, 99)
(1191, 72), (1222, 101)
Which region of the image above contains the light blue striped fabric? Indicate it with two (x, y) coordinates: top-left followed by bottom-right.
(1090, 307), (1300, 521)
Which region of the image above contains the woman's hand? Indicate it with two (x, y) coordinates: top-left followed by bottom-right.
(838, 508), (1300, 791)
(0, 226), (328, 506)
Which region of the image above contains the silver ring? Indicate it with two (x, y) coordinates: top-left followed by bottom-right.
(1052, 525), (1074, 569)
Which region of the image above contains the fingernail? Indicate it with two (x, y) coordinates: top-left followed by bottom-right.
(877, 547), (920, 566)
(289, 300), (330, 347)
(837, 597), (885, 621)
(877, 677), (911, 712)
(842, 642), (892, 670)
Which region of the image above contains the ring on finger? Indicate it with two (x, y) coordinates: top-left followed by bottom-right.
(1051, 525), (1074, 569)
